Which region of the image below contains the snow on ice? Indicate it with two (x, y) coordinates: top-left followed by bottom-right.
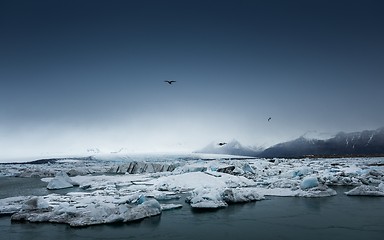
(0, 155), (384, 226)
(47, 171), (79, 190)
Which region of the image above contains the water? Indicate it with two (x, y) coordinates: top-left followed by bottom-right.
(1, 178), (384, 240)
(0, 177), (85, 199)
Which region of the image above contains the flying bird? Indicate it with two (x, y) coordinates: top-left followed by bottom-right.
(268, 117), (272, 122)
(218, 142), (227, 146)
(164, 80), (176, 85)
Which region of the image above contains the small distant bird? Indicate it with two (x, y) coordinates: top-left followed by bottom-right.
(268, 117), (272, 122)
(164, 80), (176, 85)
(218, 142), (227, 146)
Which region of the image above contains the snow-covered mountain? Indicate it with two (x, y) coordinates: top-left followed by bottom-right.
(197, 128), (384, 158)
(259, 127), (384, 158)
(195, 139), (262, 157)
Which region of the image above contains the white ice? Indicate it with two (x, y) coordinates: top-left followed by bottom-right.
(0, 155), (383, 226)
(46, 171), (79, 190)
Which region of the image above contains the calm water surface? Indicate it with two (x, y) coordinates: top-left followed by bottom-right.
(1, 177), (383, 240)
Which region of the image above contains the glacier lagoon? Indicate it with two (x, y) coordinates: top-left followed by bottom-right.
(1, 154), (384, 239)
(1, 183), (383, 240)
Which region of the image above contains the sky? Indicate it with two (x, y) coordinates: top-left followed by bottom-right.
(1, 0), (384, 159)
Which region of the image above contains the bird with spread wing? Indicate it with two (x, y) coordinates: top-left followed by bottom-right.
(164, 80), (176, 85)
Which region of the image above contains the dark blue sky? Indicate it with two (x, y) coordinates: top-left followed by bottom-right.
(1, 0), (383, 157)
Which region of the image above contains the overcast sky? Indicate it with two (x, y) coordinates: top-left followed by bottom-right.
(1, 0), (383, 158)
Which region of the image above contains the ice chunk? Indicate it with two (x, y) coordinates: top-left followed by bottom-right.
(242, 163), (256, 174)
(146, 190), (181, 201)
(298, 185), (337, 197)
(122, 199), (162, 222)
(160, 203), (183, 211)
(285, 167), (313, 178)
(22, 196), (50, 210)
(47, 178), (73, 190)
(187, 187), (228, 209)
(340, 165), (363, 176)
(345, 185), (384, 196)
(187, 186), (264, 209)
(222, 188), (264, 203)
(151, 172), (255, 192)
(54, 202), (77, 215)
(254, 187), (303, 197)
(56, 171), (79, 185)
(11, 197), (162, 227)
(0, 196), (30, 215)
(300, 176), (319, 190)
(378, 182), (384, 192)
(173, 162), (207, 174)
(267, 178), (299, 189)
(136, 194), (146, 204)
(47, 171), (79, 190)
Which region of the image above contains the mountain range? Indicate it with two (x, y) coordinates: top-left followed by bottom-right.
(197, 127), (384, 158)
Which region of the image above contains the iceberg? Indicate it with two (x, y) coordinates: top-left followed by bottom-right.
(186, 187), (264, 209)
(46, 171), (79, 190)
(1, 154), (384, 227)
(298, 185), (337, 197)
(10, 194), (162, 227)
(378, 182), (384, 192)
(285, 167), (313, 178)
(47, 178), (74, 190)
(151, 171), (256, 192)
(160, 203), (183, 211)
(345, 185), (384, 196)
(222, 188), (264, 203)
(0, 196), (30, 216)
(187, 188), (228, 209)
(300, 176), (319, 190)
(22, 196), (50, 210)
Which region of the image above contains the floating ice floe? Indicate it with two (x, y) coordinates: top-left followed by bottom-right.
(10, 194), (162, 227)
(1, 156), (384, 226)
(150, 171), (256, 192)
(152, 171), (264, 209)
(284, 166), (313, 179)
(300, 176), (319, 190)
(0, 196), (31, 216)
(345, 183), (384, 196)
(222, 188), (264, 203)
(253, 185), (337, 198)
(47, 171), (79, 190)
(186, 187), (228, 209)
(298, 185), (337, 198)
(160, 203), (183, 211)
(185, 187), (265, 209)
(21, 196), (50, 210)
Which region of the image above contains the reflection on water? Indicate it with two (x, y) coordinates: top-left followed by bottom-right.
(1, 178), (384, 240)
